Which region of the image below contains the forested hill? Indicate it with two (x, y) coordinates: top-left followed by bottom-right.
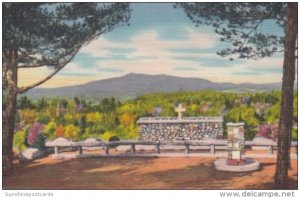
(24, 73), (285, 99)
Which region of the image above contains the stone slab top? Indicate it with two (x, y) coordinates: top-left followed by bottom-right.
(226, 122), (245, 126)
(45, 139), (297, 147)
(137, 116), (223, 124)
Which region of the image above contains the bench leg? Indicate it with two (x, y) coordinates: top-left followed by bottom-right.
(185, 144), (190, 154)
(268, 146), (273, 155)
(156, 144), (160, 154)
(131, 144), (136, 155)
(78, 146), (83, 155)
(54, 146), (59, 155)
(210, 145), (215, 154)
(104, 145), (109, 155)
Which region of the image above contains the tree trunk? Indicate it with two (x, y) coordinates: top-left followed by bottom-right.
(3, 47), (18, 176)
(275, 2), (297, 189)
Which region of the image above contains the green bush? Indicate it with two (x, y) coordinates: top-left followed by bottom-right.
(44, 121), (57, 141)
(64, 124), (80, 141)
(36, 113), (51, 124)
(13, 130), (27, 153)
(100, 131), (118, 141)
(108, 136), (120, 148)
(292, 128), (298, 141)
(224, 105), (259, 141)
(244, 126), (257, 141)
(30, 133), (47, 150)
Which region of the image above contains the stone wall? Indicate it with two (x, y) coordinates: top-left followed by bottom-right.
(137, 117), (223, 141)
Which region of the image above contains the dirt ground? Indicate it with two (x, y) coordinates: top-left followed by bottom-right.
(3, 154), (298, 190)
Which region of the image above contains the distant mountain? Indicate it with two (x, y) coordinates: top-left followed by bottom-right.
(23, 73), (286, 99)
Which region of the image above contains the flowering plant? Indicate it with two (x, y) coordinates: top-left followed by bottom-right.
(27, 122), (46, 149)
(256, 124), (272, 139)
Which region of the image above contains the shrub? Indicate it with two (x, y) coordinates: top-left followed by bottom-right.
(265, 103), (280, 123)
(126, 123), (138, 139)
(244, 126), (257, 141)
(108, 136), (120, 148)
(256, 124), (272, 139)
(55, 125), (65, 138)
(120, 113), (135, 127)
(270, 123), (279, 140)
(225, 105), (260, 141)
(292, 128), (297, 141)
(64, 124), (80, 141)
(27, 122), (46, 150)
(64, 113), (75, 124)
(75, 104), (84, 113)
(14, 122), (25, 132)
(36, 113), (51, 124)
(86, 112), (103, 124)
(27, 122), (43, 144)
(152, 107), (163, 116)
(109, 136), (120, 142)
(44, 121), (57, 140)
(19, 109), (37, 125)
(13, 130), (27, 153)
(114, 126), (127, 139)
(100, 131), (118, 141)
(31, 133), (47, 150)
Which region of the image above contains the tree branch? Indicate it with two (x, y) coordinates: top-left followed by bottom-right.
(239, 19), (264, 50)
(18, 64), (46, 68)
(17, 48), (80, 94)
(16, 27), (104, 93)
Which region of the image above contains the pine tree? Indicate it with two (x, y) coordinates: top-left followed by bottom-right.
(176, 2), (297, 189)
(2, 2), (131, 175)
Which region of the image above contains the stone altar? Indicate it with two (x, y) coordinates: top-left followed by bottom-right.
(137, 104), (223, 141)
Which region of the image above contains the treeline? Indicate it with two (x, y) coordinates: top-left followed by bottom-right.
(5, 90), (297, 153)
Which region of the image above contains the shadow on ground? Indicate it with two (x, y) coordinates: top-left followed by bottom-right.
(3, 156), (298, 190)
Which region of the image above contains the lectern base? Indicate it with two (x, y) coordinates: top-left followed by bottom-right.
(214, 158), (260, 172)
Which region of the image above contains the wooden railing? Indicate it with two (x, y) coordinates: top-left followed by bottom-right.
(46, 140), (298, 156)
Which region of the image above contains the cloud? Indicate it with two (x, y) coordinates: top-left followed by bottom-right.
(80, 28), (217, 58)
(97, 67), (124, 73)
(74, 28), (219, 74)
(233, 71), (261, 76)
(18, 26), (283, 88)
(172, 55), (237, 68)
(47, 27), (219, 83)
(103, 47), (136, 53)
(174, 67), (200, 71)
(68, 29), (284, 85)
(59, 72), (96, 77)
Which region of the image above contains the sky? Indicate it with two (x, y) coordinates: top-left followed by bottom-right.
(18, 3), (285, 88)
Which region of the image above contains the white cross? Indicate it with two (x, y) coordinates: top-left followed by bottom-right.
(175, 104), (186, 119)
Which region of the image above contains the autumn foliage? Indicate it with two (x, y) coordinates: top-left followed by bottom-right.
(55, 125), (65, 138)
(12, 91), (297, 153)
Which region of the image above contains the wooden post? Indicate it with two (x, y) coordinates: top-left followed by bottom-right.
(185, 143), (190, 154)
(78, 146), (83, 155)
(269, 145), (273, 155)
(210, 144), (215, 154)
(130, 144), (136, 155)
(54, 146), (59, 155)
(104, 145), (109, 155)
(155, 143), (160, 154)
